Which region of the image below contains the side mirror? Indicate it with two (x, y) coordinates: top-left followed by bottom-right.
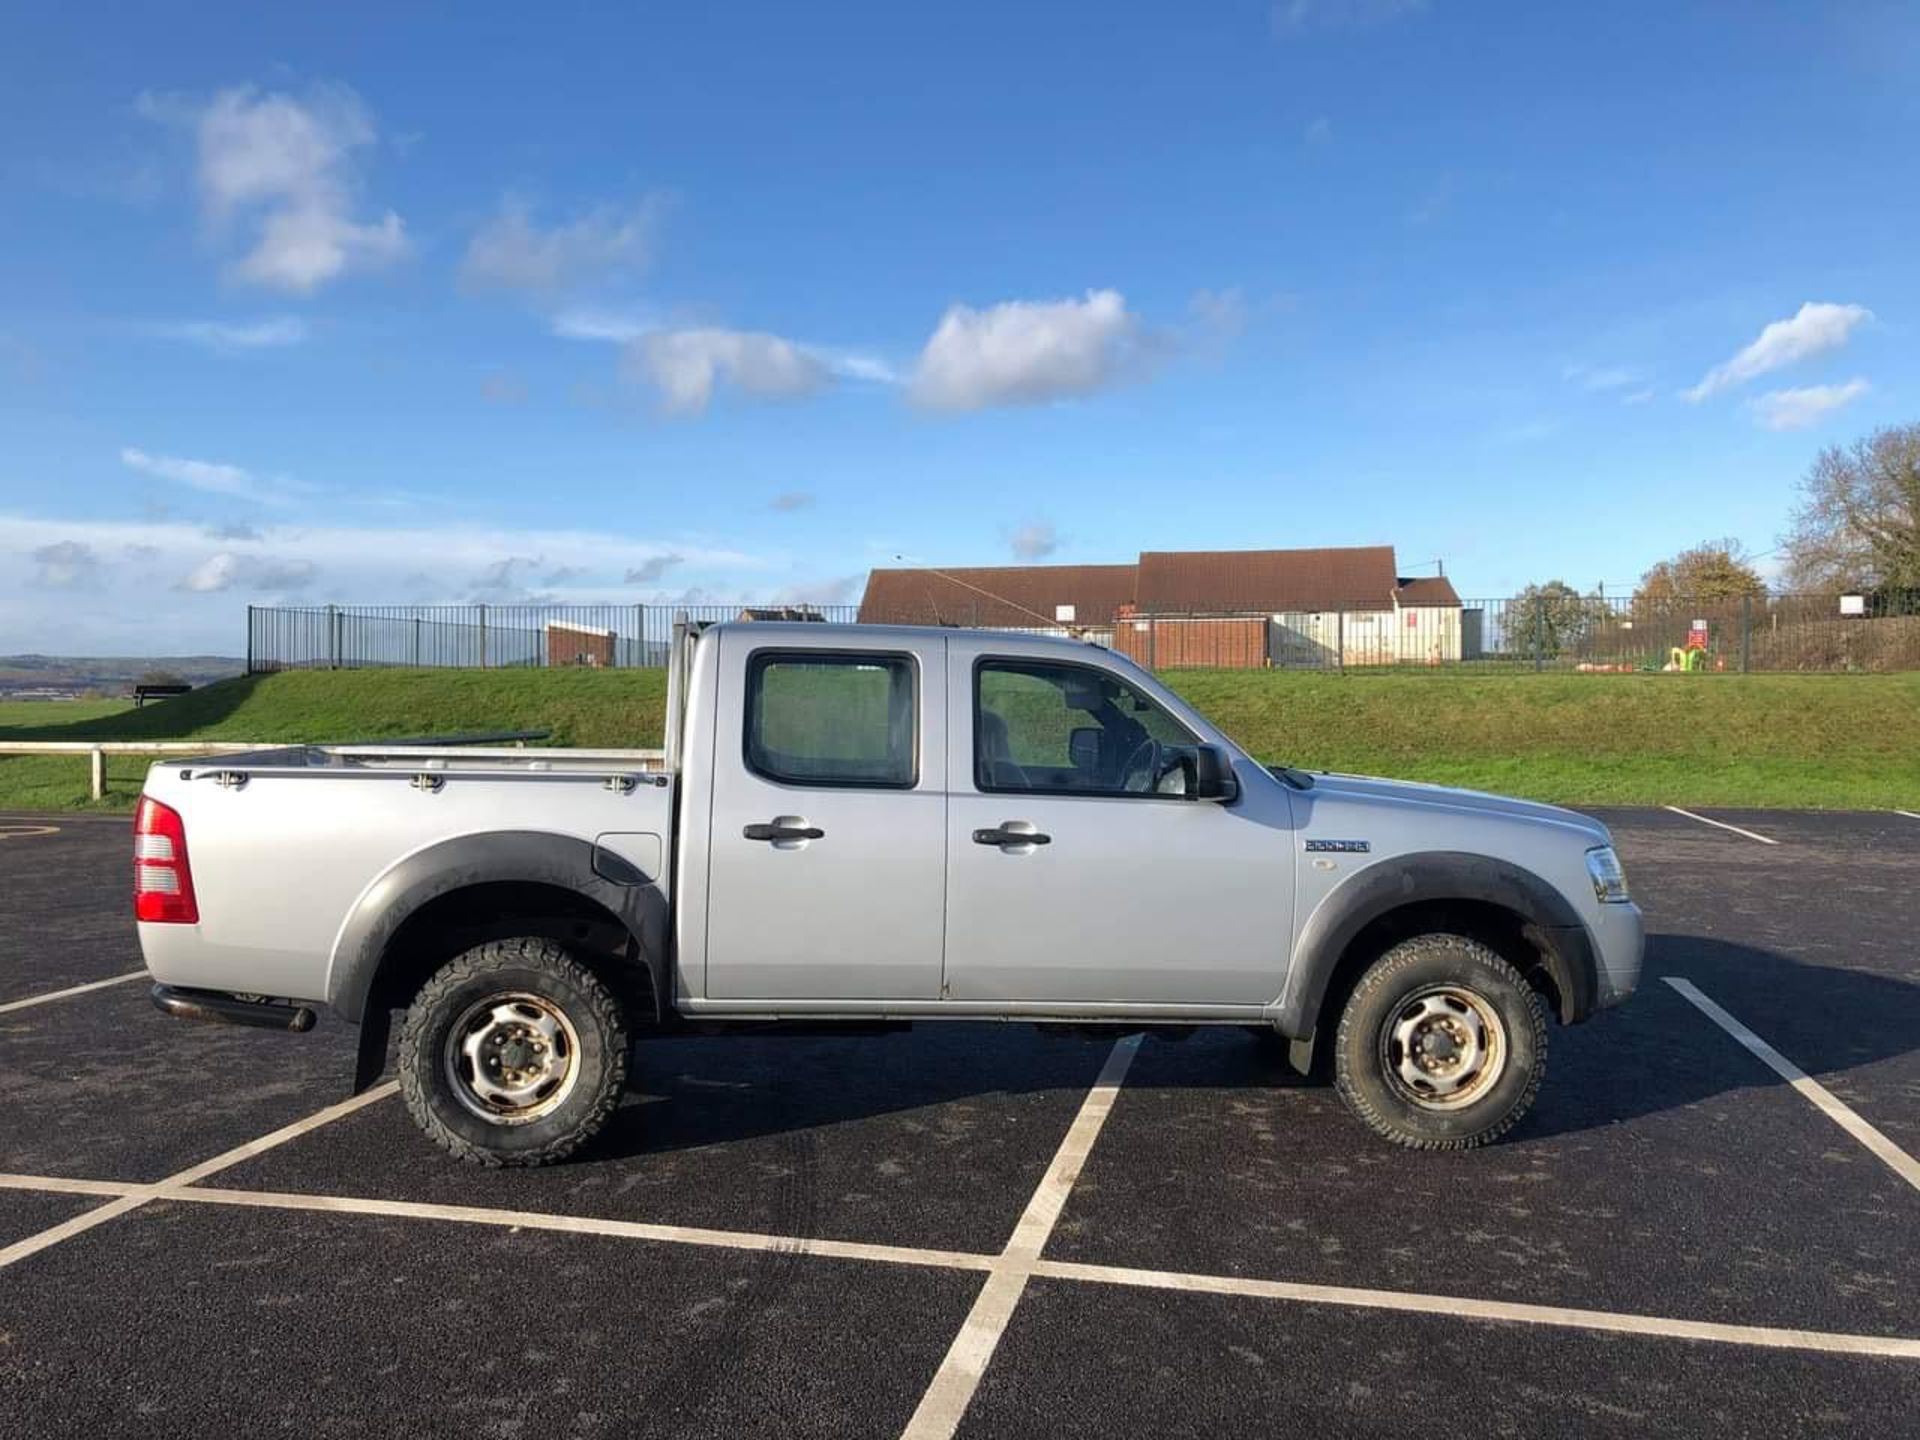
(1191, 745), (1239, 803)
(1067, 726), (1102, 773)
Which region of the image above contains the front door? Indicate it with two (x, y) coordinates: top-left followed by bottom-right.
(704, 634), (948, 1000)
(943, 647), (1294, 1006)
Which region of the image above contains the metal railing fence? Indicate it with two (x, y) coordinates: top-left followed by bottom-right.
(247, 592), (1920, 675)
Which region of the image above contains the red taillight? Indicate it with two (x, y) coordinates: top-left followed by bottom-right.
(134, 796), (198, 924)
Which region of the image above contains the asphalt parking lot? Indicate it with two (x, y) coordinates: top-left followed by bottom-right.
(2, 806), (1918, 1437)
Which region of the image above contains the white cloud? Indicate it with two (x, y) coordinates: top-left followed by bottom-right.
(31, 541), (102, 589)
(623, 328), (831, 416)
(1747, 378), (1870, 431)
(1683, 301), (1873, 402)
(910, 289), (1142, 412)
(177, 552), (318, 593)
(1007, 520), (1062, 560)
(120, 446), (309, 506)
(625, 554), (683, 584)
(812, 348), (900, 385)
(1563, 363), (1644, 393)
(153, 316), (308, 350)
(551, 306), (658, 343)
(462, 197), (661, 293)
(1304, 116), (1333, 144)
(152, 83), (407, 293)
(0, 512), (774, 652)
(559, 309), (893, 396)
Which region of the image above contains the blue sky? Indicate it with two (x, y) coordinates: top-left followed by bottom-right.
(2, 0), (1915, 654)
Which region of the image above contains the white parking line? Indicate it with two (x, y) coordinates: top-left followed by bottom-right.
(1663, 806), (1779, 845)
(1666, 977), (1920, 1194)
(0, 1081), (399, 1271)
(0, 971), (146, 1015)
(1031, 1259), (1920, 1360)
(4, 1152), (1919, 1362)
(901, 1034), (1142, 1440)
(1895, 810), (1920, 821)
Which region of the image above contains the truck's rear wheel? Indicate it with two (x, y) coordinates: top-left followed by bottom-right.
(398, 937), (628, 1167)
(1333, 933), (1545, 1151)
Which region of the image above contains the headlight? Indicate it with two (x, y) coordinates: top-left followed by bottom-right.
(1585, 845), (1630, 904)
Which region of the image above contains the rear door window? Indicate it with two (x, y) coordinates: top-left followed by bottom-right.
(745, 652), (917, 787)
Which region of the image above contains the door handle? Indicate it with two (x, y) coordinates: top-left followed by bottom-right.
(744, 821), (825, 842)
(973, 825), (1051, 848)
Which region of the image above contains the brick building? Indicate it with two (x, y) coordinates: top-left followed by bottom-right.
(859, 546), (1463, 668)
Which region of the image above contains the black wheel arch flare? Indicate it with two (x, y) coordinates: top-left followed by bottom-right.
(1274, 849), (1600, 1041)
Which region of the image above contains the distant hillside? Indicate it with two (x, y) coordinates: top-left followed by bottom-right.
(0, 654), (246, 697)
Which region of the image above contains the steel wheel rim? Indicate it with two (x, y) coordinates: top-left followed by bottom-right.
(1379, 984), (1508, 1111)
(443, 991), (582, 1126)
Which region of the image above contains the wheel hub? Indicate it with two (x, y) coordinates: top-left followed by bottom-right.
(1381, 986), (1508, 1110)
(445, 992), (582, 1125)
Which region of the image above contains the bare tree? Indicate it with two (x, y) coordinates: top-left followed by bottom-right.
(1633, 539), (1766, 608)
(1781, 423), (1920, 593)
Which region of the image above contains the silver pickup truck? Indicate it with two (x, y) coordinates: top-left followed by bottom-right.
(137, 621), (1642, 1166)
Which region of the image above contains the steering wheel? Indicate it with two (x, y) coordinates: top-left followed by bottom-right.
(1119, 738), (1164, 793)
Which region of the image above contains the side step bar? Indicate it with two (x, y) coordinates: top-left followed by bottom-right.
(152, 984), (318, 1033)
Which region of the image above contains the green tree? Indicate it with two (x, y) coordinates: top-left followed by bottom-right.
(1514, 580), (1609, 658)
(1780, 423), (1920, 594)
(1633, 540), (1766, 608)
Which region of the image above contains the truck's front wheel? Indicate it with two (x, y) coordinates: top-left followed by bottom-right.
(1333, 933), (1546, 1151)
(398, 938), (629, 1167)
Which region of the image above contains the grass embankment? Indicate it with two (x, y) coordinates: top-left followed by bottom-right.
(3, 668), (1916, 812)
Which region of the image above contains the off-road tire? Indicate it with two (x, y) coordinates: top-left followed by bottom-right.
(1333, 933), (1546, 1151)
(399, 937), (628, 1167)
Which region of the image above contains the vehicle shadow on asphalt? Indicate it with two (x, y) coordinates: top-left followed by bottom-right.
(567, 932), (1920, 1162)
(1517, 931), (1920, 1141)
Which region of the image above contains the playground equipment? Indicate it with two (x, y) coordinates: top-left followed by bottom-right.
(1663, 617), (1725, 671)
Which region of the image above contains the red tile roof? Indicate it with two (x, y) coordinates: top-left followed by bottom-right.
(858, 564), (1139, 627)
(1394, 576), (1461, 606)
(1135, 546), (1399, 613)
(860, 547), (1460, 625)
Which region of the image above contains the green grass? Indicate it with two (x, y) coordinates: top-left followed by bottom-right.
(0, 698), (136, 727)
(3, 666), (1917, 812)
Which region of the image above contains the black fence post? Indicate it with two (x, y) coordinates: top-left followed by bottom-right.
(326, 603), (339, 670)
(478, 604), (489, 669)
(245, 604), (255, 675)
(1741, 594), (1753, 673)
(1532, 596), (1545, 672)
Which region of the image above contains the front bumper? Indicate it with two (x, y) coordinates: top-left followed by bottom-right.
(1590, 901), (1646, 1009)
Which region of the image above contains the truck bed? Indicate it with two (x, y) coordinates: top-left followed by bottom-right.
(137, 743), (675, 1007)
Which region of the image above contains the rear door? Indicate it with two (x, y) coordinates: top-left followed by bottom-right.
(942, 644), (1294, 1006)
(703, 631), (948, 1000)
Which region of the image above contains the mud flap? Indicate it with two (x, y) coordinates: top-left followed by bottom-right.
(351, 1005), (393, 1095)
